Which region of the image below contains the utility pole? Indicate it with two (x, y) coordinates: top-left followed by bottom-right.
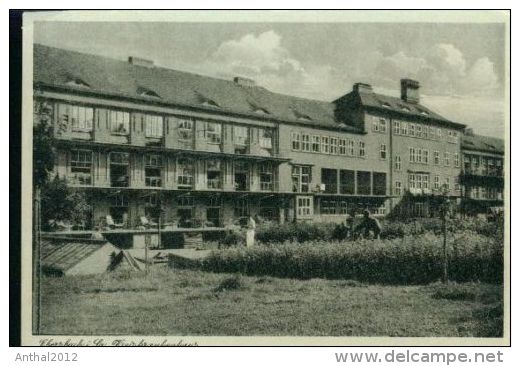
(32, 187), (42, 334)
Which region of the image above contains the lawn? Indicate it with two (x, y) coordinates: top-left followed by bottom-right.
(40, 267), (503, 337)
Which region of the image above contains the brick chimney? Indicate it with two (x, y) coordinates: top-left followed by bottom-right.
(128, 56), (154, 68)
(233, 76), (256, 87)
(400, 79), (420, 103)
(353, 82), (373, 94)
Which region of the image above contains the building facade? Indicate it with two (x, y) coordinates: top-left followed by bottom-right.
(460, 131), (505, 215)
(34, 44), (472, 229)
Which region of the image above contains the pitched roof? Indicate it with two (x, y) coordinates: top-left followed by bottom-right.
(335, 86), (466, 129)
(461, 133), (505, 154)
(41, 237), (115, 274)
(33, 44), (361, 133)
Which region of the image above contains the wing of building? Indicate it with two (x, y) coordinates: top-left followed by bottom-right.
(460, 131), (505, 214)
(33, 43), (503, 245)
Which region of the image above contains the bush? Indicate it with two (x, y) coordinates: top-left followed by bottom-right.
(197, 231), (502, 285)
(214, 275), (246, 292)
(255, 221), (337, 243)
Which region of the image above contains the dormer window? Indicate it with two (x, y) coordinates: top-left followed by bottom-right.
(400, 106), (411, 112)
(420, 111), (429, 116)
(196, 92), (220, 108)
(381, 102), (391, 109)
(66, 77), (90, 88)
(247, 100), (269, 115)
(292, 109), (312, 121)
(137, 86), (161, 99)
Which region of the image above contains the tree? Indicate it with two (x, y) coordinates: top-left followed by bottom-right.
(33, 101), (55, 188)
(41, 176), (91, 230)
(32, 100), (56, 334)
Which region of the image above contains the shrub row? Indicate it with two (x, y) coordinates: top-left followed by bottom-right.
(218, 217), (503, 245)
(199, 231), (503, 284)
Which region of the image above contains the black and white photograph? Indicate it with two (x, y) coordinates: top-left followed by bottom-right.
(19, 10), (509, 346)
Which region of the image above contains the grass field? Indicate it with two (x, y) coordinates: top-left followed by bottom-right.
(40, 267), (503, 337)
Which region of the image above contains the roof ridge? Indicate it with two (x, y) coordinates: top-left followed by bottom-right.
(34, 43), (333, 106)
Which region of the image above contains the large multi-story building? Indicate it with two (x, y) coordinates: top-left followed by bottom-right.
(460, 130), (505, 214)
(33, 44), (470, 229)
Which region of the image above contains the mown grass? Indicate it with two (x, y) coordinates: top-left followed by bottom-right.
(40, 268), (503, 337)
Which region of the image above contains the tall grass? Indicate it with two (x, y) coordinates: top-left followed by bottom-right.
(196, 231), (502, 284)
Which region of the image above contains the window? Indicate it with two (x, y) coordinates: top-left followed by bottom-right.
(339, 200), (348, 215)
(454, 153), (460, 168)
(69, 150), (92, 185)
(437, 128), (442, 140)
(178, 119), (194, 148)
(394, 181), (402, 196)
(109, 110), (130, 134)
(61, 104), (94, 131)
(416, 125), (422, 138)
(339, 139), (347, 155)
(444, 152), (450, 166)
(372, 118), (379, 132)
(177, 158), (194, 189)
(340, 170), (355, 194)
(234, 198), (249, 220)
(400, 121), (408, 135)
(373, 172), (387, 196)
(321, 136), (330, 154)
(109, 152), (130, 187)
(234, 161), (249, 191)
(206, 159), (222, 189)
(448, 131), (459, 144)
(291, 132), (301, 150)
(312, 135), (320, 153)
(348, 140), (355, 156)
(301, 134), (310, 152)
(395, 155), (401, 170)
(259, 128), (273, 150)
(434, 175), (440, 190)
(205, 122), (222, 144)
(408, 173), (429, 190)
(259, 162), (274, 191)
(409, 147), (415, 163)
(416, 149), (422, 164)
(408, 174), (416, 189)
(297, 196), (313, 217)
(380, 144), (387, 160)
(423, 149), (429, 164)
(420, 175), (430, 189)
(177, 197), (195, 226)
(233, 126), (249, 146)
(359, 141), (366, 157)
(408, 123), (415, 137)
(330, 137), (338, 155)
(379, 118), (387, 133)
(434, 151), (440, 165)
(321, 168), (338, 194)
(320, 199), (337, 215)
(445, 177), (451, 190)
(110, 193), (128, 225)
(145, 154), (162, 187)
(393, 120), (400, 135)
(292, 165), (311, 193)
(371, 116), (387, 133)
(144, 115), (163, 138)
(356, 171), (371, 195)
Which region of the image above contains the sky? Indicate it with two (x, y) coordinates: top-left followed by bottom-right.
(34, 21), (507, 138)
